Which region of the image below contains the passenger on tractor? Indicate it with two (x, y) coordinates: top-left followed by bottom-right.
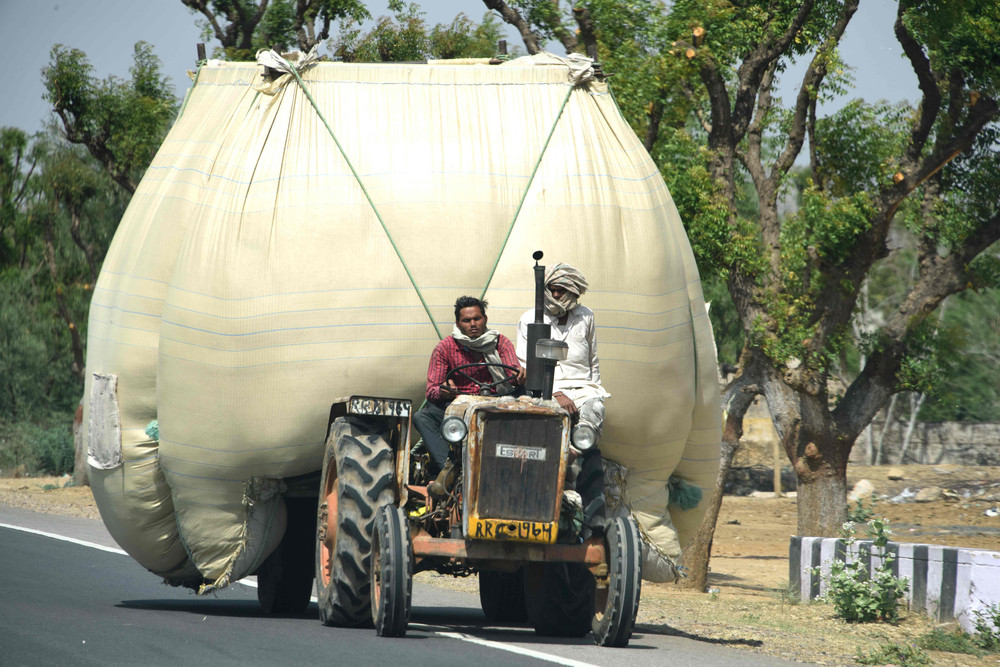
(414, 295), (525, 498)
(516, 263), (608, 538)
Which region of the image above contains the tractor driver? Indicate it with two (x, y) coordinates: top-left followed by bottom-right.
(414, 296), (525, 498)
(516, 263), (608, 537)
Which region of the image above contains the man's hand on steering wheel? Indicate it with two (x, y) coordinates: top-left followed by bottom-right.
(443, 362), (523, 395)
(439, 379), (459, 400)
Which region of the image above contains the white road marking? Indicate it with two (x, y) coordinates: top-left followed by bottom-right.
(3, 521), (597, 666)
(430, 629), (598, 667)
(0, 522), (126, 555)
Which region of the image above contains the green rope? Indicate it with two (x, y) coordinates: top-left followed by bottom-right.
(479, 84), (575, 299)
(176, 63), (204, 121)
(277, 56), (443, 340)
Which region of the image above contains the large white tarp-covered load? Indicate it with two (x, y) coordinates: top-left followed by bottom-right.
(83, 51), (721, 591)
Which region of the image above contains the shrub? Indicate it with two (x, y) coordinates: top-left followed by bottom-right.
(857, 641), (931, 666)
(917, 627), (985, 656)
(817, 518), (909, 623)
(0, 419), (75, 476)
(848, 495), (877, 523)
(973, 604), (1000, 652)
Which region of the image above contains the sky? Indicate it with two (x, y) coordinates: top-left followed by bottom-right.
(0, 0), (919, 136)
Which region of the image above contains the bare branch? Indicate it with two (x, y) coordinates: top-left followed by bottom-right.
(895, 4), (941, 163)
(731, 0), (816, 138)
(181, 0), (229, 46)
(836, 209), (1000, 435)
(482, 0), (541, 55)
(572, 6), (597, 57)
(681, 81), (712, 133)
(644, 99), (664, 153)
(773, 0), (859, 179)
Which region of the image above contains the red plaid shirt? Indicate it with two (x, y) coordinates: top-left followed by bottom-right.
(425, 334), (520, 403)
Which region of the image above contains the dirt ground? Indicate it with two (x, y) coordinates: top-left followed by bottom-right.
(3, 464), (1000, 665)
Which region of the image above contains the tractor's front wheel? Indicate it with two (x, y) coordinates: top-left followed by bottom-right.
(315, 417), (395, 627)
(592, 516), (642, 647)
(371, 504), (412, 636)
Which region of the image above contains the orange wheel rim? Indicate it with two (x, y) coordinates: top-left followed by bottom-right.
(320, 470), (338, 587)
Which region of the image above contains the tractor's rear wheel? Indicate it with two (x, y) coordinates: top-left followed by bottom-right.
(315, 417), (395, 627)
(371, 505), (412, 636)
(523, 562), (594, 637)
(592, 516), (642, 647)
(479, 568), (528, 624)
(257, 497), (315, 615)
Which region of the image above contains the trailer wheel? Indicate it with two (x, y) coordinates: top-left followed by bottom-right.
(523, 562), (593, 637)
(371, 504), (412, 636)
(592, 516), (642, 647)
(257, 497), (315, 615)
(479, 568), (528, 623)
(316, 416), (395, 627)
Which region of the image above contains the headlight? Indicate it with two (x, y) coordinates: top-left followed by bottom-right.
(535, 338), (569, 361)
(571, 423), (598, 451)
(441, 416), (467, 443)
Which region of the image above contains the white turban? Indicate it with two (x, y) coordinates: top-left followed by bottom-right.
(545, 263), (588, 317)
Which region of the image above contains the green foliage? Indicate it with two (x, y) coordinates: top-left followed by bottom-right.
(0, 418), (75, 476)
(650, 130), (764, 280)
(973, 604), (1000, 651)
(818, 518), (908, 623)
(0, 273), (51, 420)
(812, 100), (910, 195)
(43, 42), (177, 193)
(429, 13), (508, 60)
(902, 0), (1000, 98)
(847, 496), (876, 523)
(771, 580), (801, 606)
(856, 640), (931, 667)
(916, 627), (988, 656)
(334, 1), (428, 62)
(189, 0), (370, 59)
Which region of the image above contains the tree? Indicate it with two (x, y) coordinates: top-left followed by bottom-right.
(485, 0), (1000, 569)
(429, 12), (508, 60)
(42, 42), (178, 195)
(182, 0), (370, 58)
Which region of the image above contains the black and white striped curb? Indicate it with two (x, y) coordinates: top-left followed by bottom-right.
(790, 537), (1000, 634)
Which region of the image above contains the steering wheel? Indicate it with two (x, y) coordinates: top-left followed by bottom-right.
(443, 362), (521, 396)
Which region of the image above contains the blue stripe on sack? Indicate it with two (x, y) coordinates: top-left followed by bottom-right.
(128, 188), (674, 216)
(157, 334), (436, 354)
(143, 162), (665, 187)
(157, 350), (428, 370)
(99, 269), (695, 301)
(159, 438), (323, 454)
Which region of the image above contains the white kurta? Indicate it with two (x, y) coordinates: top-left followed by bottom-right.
(516, 305), (610, 407)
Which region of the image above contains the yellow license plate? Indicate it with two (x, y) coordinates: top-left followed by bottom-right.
(468, 517), (557, 544)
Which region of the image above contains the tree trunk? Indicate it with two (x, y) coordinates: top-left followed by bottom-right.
(765, 374), (849, 537)
(678, 357), (760, 590)
(677, 437), (738, 591)
(72, 399), (89, 487)
(874, 395), (896, 465)
(796, 471), (846, 536)
(898, 392), (925, 464)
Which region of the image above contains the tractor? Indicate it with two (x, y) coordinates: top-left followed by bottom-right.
(258, 252), (642, 647)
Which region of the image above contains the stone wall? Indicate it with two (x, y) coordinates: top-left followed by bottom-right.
(732, 396), (1000, 467)
(852, 421), (1000, 466)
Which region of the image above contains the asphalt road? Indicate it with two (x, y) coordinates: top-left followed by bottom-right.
(0, 507), (794, 667)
